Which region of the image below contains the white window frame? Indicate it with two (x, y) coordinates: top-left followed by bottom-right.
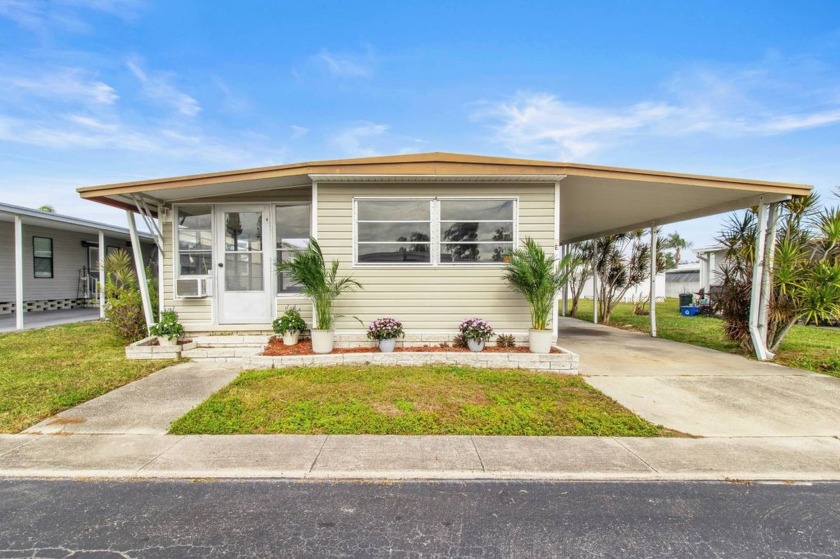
(274, 201), (312, 298)
(352, 196), (518, 267)
(173, 203), (214, 284)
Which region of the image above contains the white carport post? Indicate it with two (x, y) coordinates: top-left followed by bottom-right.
(560, 245), (569, 317)
(98, 230), (106, 319)
(649, 226), (657, 338)
(757, 202), (780, 356)
(126, 210), (154, 334)
(592, 257), (599, 324)
(748, 200), (773, 361)
(157, 204), (166, 316)
(14, 215), (24, 330)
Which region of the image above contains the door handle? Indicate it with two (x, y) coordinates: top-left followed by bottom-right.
(218, 262), (224, 268)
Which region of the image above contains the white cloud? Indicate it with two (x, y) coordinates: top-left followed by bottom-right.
(472, 65), (840, 160)
(329, 122), (389, 157)
(0, 0), (143, 33)
(315, 48), (374, 78)
(0, 67), (118, 106)
(290, 125), (308, 139)
(127, 57), (201, 117)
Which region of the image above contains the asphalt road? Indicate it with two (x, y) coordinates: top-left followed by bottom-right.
(0, 480), (837, 558)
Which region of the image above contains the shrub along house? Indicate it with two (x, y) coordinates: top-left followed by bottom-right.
(76, 153), (811, 358)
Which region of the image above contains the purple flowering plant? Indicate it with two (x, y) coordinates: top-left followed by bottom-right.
(459, 317), (494, 341)
(367, 317), (405, 341)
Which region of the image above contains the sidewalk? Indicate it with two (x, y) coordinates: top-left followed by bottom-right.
(1, 433), (838, 481)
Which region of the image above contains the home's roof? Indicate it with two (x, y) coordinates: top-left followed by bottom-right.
(77, 152), (813, 243)
(0, 202), (154, 240)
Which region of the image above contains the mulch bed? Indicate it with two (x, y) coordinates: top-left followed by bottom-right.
(263, 338), (560, 356)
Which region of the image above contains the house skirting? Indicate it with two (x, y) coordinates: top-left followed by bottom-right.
(0, 298), (97, 315)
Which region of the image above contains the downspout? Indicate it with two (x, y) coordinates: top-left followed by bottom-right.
(748, 201), (771, 360)
(757, 202), (779, 356)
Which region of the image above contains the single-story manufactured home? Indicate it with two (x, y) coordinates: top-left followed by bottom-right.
(0, 203), (156, 330)
(76, 152), (811, 356)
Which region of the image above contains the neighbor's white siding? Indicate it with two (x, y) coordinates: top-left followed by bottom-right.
(0, 222), (150, 303)
(317, 183), (556, 334)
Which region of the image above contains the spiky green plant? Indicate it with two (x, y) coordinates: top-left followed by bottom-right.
(276, 238), (362, 330)
(502, 237), (574, 331)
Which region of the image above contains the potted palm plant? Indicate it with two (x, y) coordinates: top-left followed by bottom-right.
(503, 237), (574, 354)
(276, 238), (362, 354)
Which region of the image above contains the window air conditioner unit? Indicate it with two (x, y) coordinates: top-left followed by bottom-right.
(177, 277), (210, 298)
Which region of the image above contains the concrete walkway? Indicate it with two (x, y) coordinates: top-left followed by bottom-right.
(0, 307), (100, 333)
(0, 434), (838, 480)
(23, 362), (240, 435)
(558, 318), (840, 437)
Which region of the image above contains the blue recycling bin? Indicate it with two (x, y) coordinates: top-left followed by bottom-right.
(680, 306), (700, 317)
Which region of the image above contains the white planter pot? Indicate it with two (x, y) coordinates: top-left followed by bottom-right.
(378, 338), (397, 353)
(310, 329), (334, 354)
(282, 331), (300, 346)
(467, 338), (485, 352)
(529, 329), (554, 354)
(157, 336), (178, 347)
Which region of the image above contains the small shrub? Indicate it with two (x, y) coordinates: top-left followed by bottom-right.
(452, 334), (468, 349)
(103, 249), (149, 343)
(149, 309), (184, 341)
(459, 317), (494, 341)
(496, 334), (516, 348)
(273, 306), (307, 335)
(366, 317), (405, 341)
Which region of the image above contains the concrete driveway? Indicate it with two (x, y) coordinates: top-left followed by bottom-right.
(557, 318), (840, 437)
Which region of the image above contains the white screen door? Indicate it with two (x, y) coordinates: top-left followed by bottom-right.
(216, 206), (273, 324)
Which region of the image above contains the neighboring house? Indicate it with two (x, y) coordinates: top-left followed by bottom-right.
(695, 245), (729, 293)
(76, 152), (810, 344)
(0, 203), (156, 329)
(664, 265), (701, 298)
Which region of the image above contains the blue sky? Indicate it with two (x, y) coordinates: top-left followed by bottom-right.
(1, 0), (839, 250)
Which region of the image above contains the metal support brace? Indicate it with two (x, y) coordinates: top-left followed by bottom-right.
(650, 225), (658, 338)
(127, 210), (155, 333)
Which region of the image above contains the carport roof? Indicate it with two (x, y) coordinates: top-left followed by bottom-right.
(0, 202), (154, 240)
(77, 152), (812, 243)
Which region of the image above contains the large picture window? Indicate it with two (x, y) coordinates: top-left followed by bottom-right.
(439, 199), (514, 264)
(33, 236), (53, 278)
(354, 198), (515, 265)
(356, 200), (431, 264)
(177, 206), (212, 276)
(276, 204), (311, 294)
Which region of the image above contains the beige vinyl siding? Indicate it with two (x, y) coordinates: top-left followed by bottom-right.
(318, 183), (556, 333)
(161, 186), (313, 331)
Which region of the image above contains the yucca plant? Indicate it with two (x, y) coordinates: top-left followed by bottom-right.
(502, 237), (574, 331)
(276, 238), (362, 330)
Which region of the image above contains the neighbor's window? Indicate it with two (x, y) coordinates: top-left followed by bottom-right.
(439, 199), (515, 263)
(33, 236), (53, 278)
(356, 200), (431, 264)
(276, 204), (311, 294)
(177, 206), (212, 276)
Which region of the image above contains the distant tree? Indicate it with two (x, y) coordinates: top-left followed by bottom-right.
(38, 205), (55, 213)
(659, 231), (692, 269)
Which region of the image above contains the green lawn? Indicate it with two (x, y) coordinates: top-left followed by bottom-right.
(169, 364), (674, 436)
(0, 321), (175, 433)
(574, 298), (840, 377)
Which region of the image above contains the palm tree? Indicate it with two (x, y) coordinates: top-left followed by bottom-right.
(502, 237), (574, 331)
(276, 238), (362, 330)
